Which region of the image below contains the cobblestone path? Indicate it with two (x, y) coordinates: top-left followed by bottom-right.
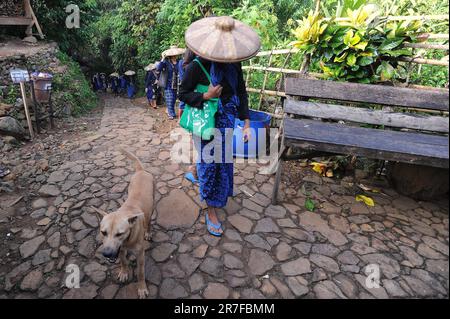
(0, 96), (448, 299)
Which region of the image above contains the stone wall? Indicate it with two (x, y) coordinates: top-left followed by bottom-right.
(0, 40), (66, 139)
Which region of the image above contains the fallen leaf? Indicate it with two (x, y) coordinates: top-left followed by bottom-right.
(305, 198), (316, 212)
(356, 194), (375, 207)
(358, 183), (380, 193)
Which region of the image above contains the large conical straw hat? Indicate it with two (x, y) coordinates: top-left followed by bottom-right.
(144, 64), (156, 71)
(162, 46), (185, 57)
(110, 72), (119, 77)
(124, 70), (136, 76)
(185, 16), (261, 63)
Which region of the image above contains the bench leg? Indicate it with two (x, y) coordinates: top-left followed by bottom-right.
(272, 158), (283, 205)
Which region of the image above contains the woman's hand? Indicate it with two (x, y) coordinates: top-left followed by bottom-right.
(242, 119), (251, 143)
(203, 84), (223, 100)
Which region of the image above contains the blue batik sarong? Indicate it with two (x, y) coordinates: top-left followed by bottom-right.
(127, 83), (136, 98)
(196, 62), (239, 208)
(165, 88), (177, 117)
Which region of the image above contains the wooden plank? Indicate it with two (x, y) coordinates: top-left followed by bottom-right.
(284, 99), (449, 133)
(283, 118), (449, 168)
(285, 78), (449, 111)
(0, 16), (32, 25)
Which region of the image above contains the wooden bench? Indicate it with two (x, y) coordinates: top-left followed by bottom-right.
(272, 78), (449, 204)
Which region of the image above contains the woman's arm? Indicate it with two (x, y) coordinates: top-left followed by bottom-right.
(156, 60), (166, 72)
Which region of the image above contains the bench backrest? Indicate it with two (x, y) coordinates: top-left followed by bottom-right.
(284, 78), (449, 133)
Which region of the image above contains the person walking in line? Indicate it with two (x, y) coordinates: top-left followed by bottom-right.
(110, 72), (120, 96)
(157, 46), (184, 120)
(144, 64), (158, 109)
(124, 70), (137, 99)
(119, 73), (127, 96)
(179, 16), (260, 236)
(177, 48), (196, 119)
(92, 73), (100, 92)
(100, 73), (108, 92)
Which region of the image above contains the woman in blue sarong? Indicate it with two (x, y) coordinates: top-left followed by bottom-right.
(118, 74), (127, 95)
(157, 46), (184, 120)
(179, 16), (260, 236)
(144, 64), (158, 109)
(125, 71), (137, 99)
(110, 73), (119, 95)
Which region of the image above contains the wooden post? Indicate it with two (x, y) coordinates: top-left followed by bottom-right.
(23, 0), (33, 38)
(30, 81), (41, 134)
(19, 82), (34, 140)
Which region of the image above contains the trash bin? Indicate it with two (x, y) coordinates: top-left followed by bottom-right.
(233, 109), (272, 158)
(31, 72), (53, 103)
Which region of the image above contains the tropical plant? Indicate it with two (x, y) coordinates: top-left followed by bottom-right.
(291, 4), (422, 83)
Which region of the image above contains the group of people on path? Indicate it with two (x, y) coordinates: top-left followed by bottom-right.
(91, 71), (139, 99)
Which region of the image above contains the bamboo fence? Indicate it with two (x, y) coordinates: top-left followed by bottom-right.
(243, 14), (449, 116)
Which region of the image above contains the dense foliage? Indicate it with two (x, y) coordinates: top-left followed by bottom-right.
(2, 0), (447, 93)
(291, 4), (422, 82)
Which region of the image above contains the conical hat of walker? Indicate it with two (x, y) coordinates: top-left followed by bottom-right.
(124, 70), (136, 76)
(144, 64), (156, 71)
(162, 46), (185, 57)
(110, 72), (119, 77)
(185, 16), (261, 63)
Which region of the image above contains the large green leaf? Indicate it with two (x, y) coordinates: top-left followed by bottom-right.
(377, 61), (395, 81)
(358, 56), (373, 66)
(347, 53), (357, 66)
(379, 38), (404, 51)
(383, 48), (412, 57)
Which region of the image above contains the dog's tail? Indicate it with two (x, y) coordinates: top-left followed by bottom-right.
(120, 147), (144, 172)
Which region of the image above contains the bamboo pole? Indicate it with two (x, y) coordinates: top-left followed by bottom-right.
(19, 82), (34, 140)
(247, 88), (286, 97)
(256, 48), (300, 57)
(427, 34), (449, 40)
(245, 58), (252, 87)
(399, 56), (449, 66)
(257, 51), (274, 110)
(404, 42), (449, 50)
(328, 15), (449, 22)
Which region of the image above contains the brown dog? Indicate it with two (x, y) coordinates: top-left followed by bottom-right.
(92, 148), (154, 298)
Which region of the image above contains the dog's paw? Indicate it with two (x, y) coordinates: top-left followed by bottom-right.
(117, 268), (129, 282)
(144, 232), (151, 241)
(138, 285), (149, 299)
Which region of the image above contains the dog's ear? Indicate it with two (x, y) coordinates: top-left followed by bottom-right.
(91, 207), (108, 217)
(128, 212), (144, 225)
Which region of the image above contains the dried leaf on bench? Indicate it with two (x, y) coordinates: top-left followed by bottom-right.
(355, 194), (375, 207)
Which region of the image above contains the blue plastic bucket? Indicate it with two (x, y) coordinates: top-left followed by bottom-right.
(233, 109), (272, 158)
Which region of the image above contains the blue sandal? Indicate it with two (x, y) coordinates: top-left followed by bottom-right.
(204, 209), (223, 237)
(185, 172), (199, 185)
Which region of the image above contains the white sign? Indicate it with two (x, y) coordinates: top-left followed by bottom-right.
(10, 69), (30, 83)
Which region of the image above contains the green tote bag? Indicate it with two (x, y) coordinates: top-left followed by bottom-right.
(179, 59), (218, 140)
